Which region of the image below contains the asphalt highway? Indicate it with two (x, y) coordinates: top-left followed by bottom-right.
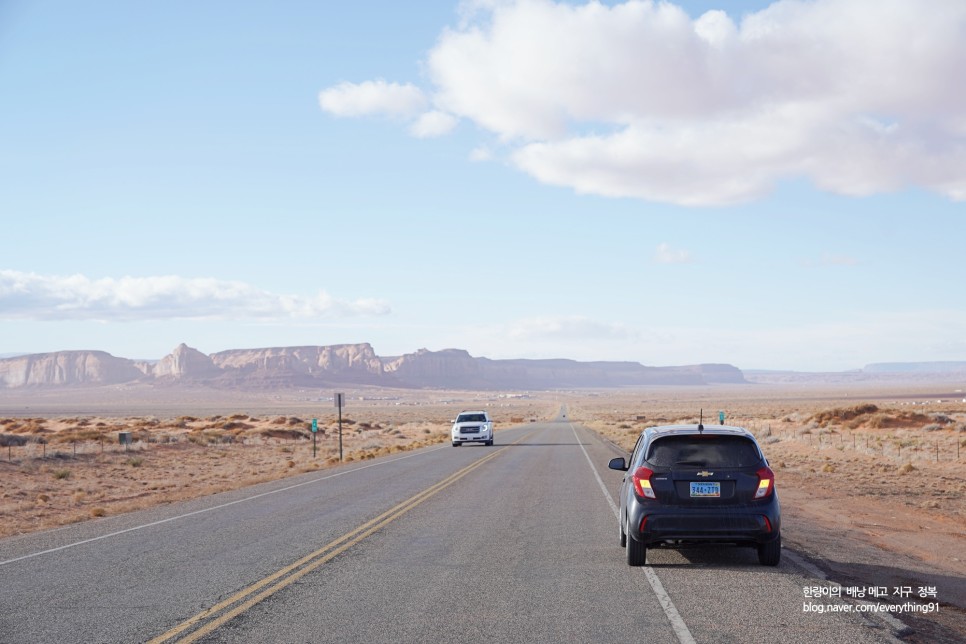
(0, 419), (903, 643)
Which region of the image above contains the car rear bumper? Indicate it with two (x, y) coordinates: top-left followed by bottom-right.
(627, 499), (781, 546)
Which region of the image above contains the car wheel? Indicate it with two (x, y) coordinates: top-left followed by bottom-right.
(452, 442), (460, 447)
(619, 519), (626, 548)
(626, 522), (646, 566)
(485, 439), (493, 446)
(758, 533), (781, 566)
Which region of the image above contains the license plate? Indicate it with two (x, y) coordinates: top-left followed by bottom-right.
(690, 482), (720, 497)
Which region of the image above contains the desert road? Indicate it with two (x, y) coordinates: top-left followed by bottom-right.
(0, 419), (902, 643)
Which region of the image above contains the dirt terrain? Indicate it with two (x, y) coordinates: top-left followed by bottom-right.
(1, 384), (964, 641)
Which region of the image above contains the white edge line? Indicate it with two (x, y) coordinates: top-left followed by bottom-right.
(0, 444), (448, 567)
(783, 549), (909, 639)
(571, 423), (697, 644)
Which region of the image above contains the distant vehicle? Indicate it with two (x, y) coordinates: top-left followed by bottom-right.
(608, 424), (781, 566)
(451, 411), (494, 447)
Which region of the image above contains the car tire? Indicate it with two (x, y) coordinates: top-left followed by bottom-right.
(626, 523), (646, 566)
(452, 442), (460, 447)
(485, 439), (493, 446)
(619, 520), (627, 548)
(758, 533), (781, 566)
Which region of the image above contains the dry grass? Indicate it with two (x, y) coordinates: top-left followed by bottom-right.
(0, 390), (558, 538)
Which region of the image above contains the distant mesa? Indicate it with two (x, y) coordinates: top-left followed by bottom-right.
(154, 343), (220, 379)
(862, 361), (966, 374)
(744, 361), (966, 385)
(0, 350), (144, 388)
(0, 343), (746, 390)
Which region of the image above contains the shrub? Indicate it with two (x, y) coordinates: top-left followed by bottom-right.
(811, 404), (879, 426)
(126, 457), (144, 467)
(90, 507), (107, 518)
(0, 434), (28, 447)
(53, 469), (71, 480)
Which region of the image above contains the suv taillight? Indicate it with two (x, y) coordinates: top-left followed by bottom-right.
(632, 466), (656, 499)
(755, 466), (775, 499)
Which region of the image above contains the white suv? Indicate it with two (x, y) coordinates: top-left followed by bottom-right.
(451, 411), (493, 446)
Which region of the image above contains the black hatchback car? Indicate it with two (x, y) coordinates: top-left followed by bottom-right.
(608, 424), (781, 566)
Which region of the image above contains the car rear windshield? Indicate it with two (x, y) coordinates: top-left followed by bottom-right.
(457, 414), (486, 422)
(645, 435), (762, 468)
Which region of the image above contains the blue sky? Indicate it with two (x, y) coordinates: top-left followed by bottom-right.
(1, 0), (964, 372)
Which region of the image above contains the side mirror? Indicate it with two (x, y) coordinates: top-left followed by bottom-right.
(608, 457), (628, 471)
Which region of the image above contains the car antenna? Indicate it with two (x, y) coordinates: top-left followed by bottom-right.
(698, 409), (704, 432)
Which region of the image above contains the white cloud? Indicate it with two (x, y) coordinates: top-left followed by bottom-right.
(506, 315), (637, 341)
(654, 242), (693, 264)
(325, 0), (966, 205)
(0, 270), (390, 321)
(409, 110), (459, 138)
(318, 80), (427, 118)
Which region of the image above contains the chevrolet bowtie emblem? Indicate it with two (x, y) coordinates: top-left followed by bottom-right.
(696, 471), (714, 477)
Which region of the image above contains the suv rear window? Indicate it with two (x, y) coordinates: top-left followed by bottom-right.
(645, 435), (762, 468)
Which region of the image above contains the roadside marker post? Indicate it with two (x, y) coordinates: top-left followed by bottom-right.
(335, 393), (345, 462)
(311, 419), (318, 458)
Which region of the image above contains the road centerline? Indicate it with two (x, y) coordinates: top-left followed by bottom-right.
(149, 432), (533, 643)
(0, 444), (450, 568)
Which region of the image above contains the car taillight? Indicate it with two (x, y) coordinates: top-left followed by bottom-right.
(632, 466), (656, 499)
(755, 466), (775, 499)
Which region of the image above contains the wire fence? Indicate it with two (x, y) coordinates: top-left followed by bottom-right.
(742, 421), (964, 463)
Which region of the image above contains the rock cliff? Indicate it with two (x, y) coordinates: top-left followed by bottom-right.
(153, 343), (220, 379)
(210, 343), (385, 385)
(0, 350), (145, 387)
(0, 344), (747, 389)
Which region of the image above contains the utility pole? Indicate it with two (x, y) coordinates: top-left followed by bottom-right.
(335, 393), (345, 461)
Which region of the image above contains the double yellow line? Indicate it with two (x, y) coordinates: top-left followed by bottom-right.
(150, 438), (523, 643)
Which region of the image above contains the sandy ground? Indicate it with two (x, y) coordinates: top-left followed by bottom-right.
(2, 384), (964, 641)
